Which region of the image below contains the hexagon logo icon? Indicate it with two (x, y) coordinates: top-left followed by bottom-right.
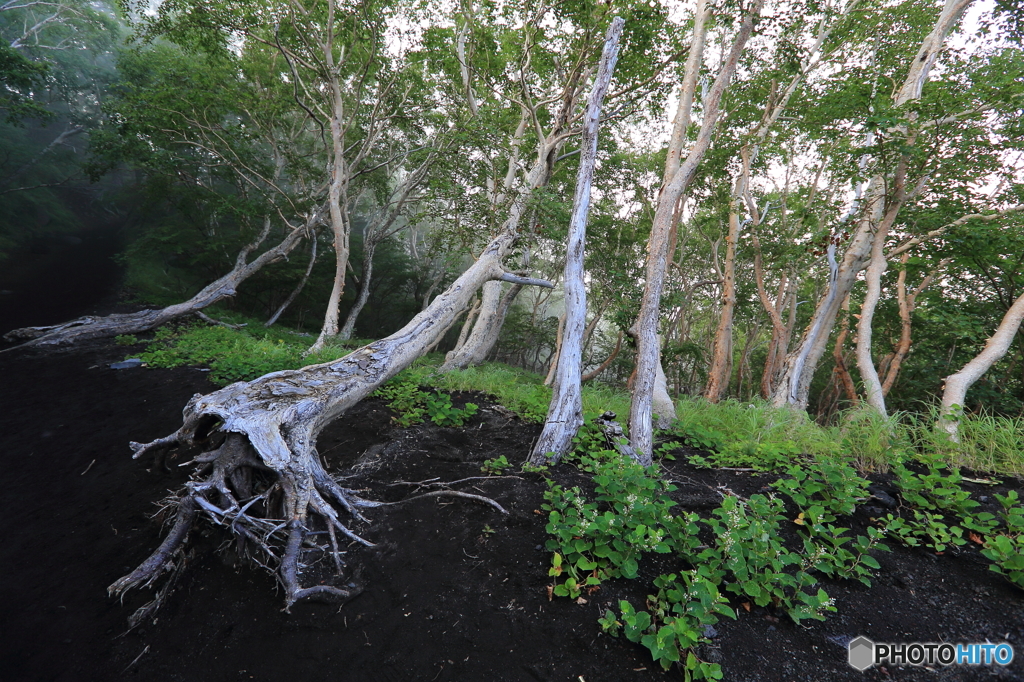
(848, 636), (875, 671)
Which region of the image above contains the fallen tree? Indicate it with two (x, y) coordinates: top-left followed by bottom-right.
(3, 209), (323, 349)
(107, 197), (552, 619)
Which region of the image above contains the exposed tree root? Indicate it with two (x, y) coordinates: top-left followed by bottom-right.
(113, 425), (510, 618)
(108, 214), (541, 622)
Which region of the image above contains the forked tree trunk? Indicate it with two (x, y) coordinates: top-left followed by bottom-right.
(630, 0), (760, 463)
(4, 212), (320, 349)
(451, 295), (480, 352)
(939, 291), (1024, 442)
(110, 211), (549, 615)
(879, 256), (948, 394)
(772, 0), (972, 411)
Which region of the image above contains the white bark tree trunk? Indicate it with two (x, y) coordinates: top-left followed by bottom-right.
(441, 279), (505, 371)
(114, 206), (548, 609)
(530, 18), (623, 463)
(630, 0), (761, 463)
(772, 0), (972, 410)
(339, 240), (375, 341)
(938, 291), (1024, 442)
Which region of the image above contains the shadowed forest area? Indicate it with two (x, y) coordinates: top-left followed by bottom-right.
(3, 0), (1024, 680)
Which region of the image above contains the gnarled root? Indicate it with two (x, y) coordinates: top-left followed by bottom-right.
(112, 418), (508, 619)
(110, 431), (376, 615)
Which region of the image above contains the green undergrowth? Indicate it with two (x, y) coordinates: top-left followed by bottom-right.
(124, 319), (1024, 477)
(543, 445), (1024, 677)
(125, 319), (363, 385)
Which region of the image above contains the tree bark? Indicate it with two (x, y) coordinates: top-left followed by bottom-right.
(704, 201), (740, 402)
(939, 290), (1024, 442)
(879, 255), (948, 394)
(339, 239), (376, 341)
(832, 295), (860, 405)
(440, 279), (505, 371)
(630, 0), (761, 463)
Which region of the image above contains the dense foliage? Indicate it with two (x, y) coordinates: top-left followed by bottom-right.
(4, 0), (1024, 419)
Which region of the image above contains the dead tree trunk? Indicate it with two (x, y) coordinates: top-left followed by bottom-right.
(524, 11), (618, 462)
(110, 214), (551, 616)
(939, 291), (1024, 442)
(4, 211), (321, 349)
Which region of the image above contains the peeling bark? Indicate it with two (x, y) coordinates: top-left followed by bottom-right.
(110, 210), (535, 613)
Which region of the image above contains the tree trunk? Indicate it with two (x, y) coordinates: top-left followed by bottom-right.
(771, 0), (971, 410)
(880, 256), (948, 394)
(451, 296), (480, 352)
(704, 202), (740, 402)
(111, 205), (549, 613)
(939, 290), (1024, 442)
(338, 239), (376, 341)
(832, 295), (860, 405)
(265, 236), (318, 328)
(630, 0), (761, 463)
(440, 279), (504, 371)
(4, 211), (320, 348)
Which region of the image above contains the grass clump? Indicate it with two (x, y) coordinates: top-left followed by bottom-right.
(136, 319), (357, 385)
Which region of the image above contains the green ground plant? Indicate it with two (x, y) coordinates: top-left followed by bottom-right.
(981, 491), (1024, 589)
(480, 455), (511, 475)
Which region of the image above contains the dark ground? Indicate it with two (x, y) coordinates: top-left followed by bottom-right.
(1, 243), (1023, 682)
(1, 338), (1023, 682)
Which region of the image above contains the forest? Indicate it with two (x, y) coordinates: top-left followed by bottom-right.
(2, 0), (1024, 679)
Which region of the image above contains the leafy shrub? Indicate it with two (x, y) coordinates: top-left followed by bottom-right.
(698, 494), (836, 623)
(771, 460), (870, 523)
(601, 571), (735, 677)
(981, 491), (1024, 589)
(480, 455), (511, 475)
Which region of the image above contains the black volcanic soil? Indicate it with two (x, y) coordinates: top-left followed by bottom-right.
(1, 339), (1023, 682)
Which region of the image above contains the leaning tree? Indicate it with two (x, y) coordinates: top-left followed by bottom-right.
(105, 6), (643, 619)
